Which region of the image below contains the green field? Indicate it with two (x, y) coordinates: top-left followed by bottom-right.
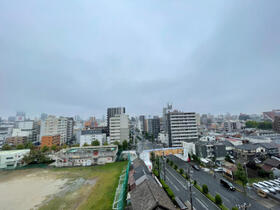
(40, 161), (128, 210)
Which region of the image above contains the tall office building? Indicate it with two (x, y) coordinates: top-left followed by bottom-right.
(40, 116), (73, 145)
(107, 107), (125, 135)
(109, 114), (129, 144)
(147, 117), (160, 138)
(167, 111), (198, 147)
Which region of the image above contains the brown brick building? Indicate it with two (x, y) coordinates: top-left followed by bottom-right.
(6, 136), (27, 146)
(41, 135), (60, 147)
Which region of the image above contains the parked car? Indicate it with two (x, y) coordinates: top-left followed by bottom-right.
(258, 182), (276, 194)
(264, 181), (280, 191)
(192, 165), (200, 171)
(214, 167), (223, 173)
(220, 179), (236, 191)
(252, 183), (270, 194)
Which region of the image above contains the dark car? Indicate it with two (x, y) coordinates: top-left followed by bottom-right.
(192, 165), (200, 171)
(220, 179), (236, 191)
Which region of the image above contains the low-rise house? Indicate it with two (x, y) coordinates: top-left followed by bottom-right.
(128, 158), (176, 210)
(130, 179), (176, 210)
(235, 144), (266, 162)
(195, 141), (226, 161)
(0, 149), (30, 169)
(262, 158), (280, 172)
(257, 143), (279, 157)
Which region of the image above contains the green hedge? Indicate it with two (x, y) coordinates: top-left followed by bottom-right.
(160, 179), (175, 202)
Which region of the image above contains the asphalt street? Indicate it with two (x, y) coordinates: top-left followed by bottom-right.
(167, 155), (270, 210)
(160, 159), (220, 210)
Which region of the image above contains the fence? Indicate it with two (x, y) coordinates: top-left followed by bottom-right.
(112, 156), (131, 210)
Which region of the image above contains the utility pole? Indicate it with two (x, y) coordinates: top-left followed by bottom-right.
(188, 167), (193, 210)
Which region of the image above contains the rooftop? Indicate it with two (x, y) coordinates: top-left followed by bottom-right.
(130, 179), (176, 210)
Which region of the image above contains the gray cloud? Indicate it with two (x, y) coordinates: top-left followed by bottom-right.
(0, 0), (279, 118)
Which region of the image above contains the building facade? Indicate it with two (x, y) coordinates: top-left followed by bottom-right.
(41, 135), (60, 147)
(109, 114), (129, 144)
(53, 145), (118, 167)
(0, 149), (30, 169)
(107, 107), (125, 135)
(40, 116), (73, 145)
(167, 111), (198, 147)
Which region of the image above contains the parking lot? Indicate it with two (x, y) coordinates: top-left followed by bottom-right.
(167, 155), (280, 210)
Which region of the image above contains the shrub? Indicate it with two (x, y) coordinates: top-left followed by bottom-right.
(166, 158), (169, 163)
(153, 169), (159, 178)
(232, 207), (238, 210)
(170, 160), (174, 166)
(185, 172), (190, 180)
(179, 168), (184, 175)
(215, 194), (222, 205)
(194, 180), (197, 185)
(174, 165), (178, 170)
(202, 184), (209, 194)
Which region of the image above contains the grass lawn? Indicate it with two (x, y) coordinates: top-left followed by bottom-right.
(40, 161), (128, 210)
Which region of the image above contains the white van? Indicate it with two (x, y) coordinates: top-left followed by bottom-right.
(268, 181), (280, 191)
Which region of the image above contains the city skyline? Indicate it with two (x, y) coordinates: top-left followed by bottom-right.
(1, 1), (279, 118)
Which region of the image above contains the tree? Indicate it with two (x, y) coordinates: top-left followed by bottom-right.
(170, 160), (174, 167)
(202, 184), (209, 194)
(174, 164), (178, 170)
(41, 146), (49, 153)
(179, 168), (184, 175)
(1, 144), (12, 150)
(166, 158), (170, 164)
(122, 140), (128, 150)
(91, 140), (100, 146)
(23, 149), (52, 164)
(51, 145), (57, 151)
(234, 163), (248, 192)
(24, 142), (35, 149)
(232, 207), (238, 210)
(83, 143), (89, 147)
(150, 152), (155, 163)
(215, 194), (222, 205)
(103, 141), (109, 146)
(185, 171), (190, 180)
(16, 144), (24, 150)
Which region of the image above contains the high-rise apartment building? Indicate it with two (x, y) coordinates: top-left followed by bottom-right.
(107, 107), (125, 135)
(109, 114), (129, 144)
(40, 116), (73, 145)
(167, 111), (198, 147)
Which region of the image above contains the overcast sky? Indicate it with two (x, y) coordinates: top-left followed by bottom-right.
(0, 1), (279, 119)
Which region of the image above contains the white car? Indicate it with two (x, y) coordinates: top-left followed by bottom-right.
(214, 167), (223, 172)
(258, 182), (276, 194)
(264, 181), (280, 191)
(253, 183), (270, 194)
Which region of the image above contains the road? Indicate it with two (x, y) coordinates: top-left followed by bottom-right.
(160, 159), (219, 210)
(136, 139), (163, 154)
(167, 155), (270, 210)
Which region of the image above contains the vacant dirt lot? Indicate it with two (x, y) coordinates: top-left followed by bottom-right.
(0, 162), (127, 210)
(0, 169), (68, 210)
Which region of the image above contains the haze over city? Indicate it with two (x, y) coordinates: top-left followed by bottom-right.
(1, 0), (280, 118)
